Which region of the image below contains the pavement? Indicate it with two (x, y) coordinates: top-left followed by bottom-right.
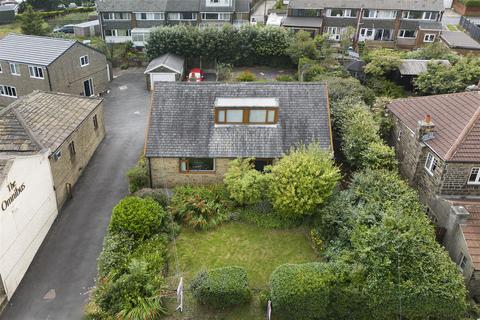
(0, 71), (150, 320)
(442, 9), (462, 29)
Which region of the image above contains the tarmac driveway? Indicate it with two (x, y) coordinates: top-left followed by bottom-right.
(0, 71), (149, 320)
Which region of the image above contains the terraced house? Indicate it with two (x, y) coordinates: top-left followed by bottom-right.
(96, 0), (252, 46)
(0, 34), (110, 106)
(388, 92), (480, 299)
(283, 0), (444, 49)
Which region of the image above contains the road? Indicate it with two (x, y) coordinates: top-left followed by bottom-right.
(1, 71), (149, 320)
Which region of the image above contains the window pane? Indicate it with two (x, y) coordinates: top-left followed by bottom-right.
(189, 158), (214, 171)
(267, 110), (276, 123)
(217, 110), (225, 123)
(226, 109), (243, 123)
(249, 109), (267, 123)
(469, 168), (479, 182)
(180, 160), (188, 172)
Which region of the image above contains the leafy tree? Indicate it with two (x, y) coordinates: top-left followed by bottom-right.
(19, 0), (61, 11)
(127, 156), (149, 193)
(364, 48), (403, 77)
(339, 26), (356, 58)
(253, 26), (291, 57)
(365, 77), (406, 98)
(371, 97), (394, 141)
(267, 144), (340, 218)
(224, 158), (266, 206)
(324, 77), (375, 106)
(313, 34), (334, 60)
(20, 5), (49, 36)
(361, 141), (397, 171)
(414, 57), (480, 95)
(286, 30), (319, 64)
(406, 41), (460, 63)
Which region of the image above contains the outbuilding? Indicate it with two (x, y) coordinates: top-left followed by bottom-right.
(73, 20), (100, 37)
(144, 53), (185, 90)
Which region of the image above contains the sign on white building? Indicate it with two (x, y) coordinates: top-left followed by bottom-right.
(0, 151), (58, 299)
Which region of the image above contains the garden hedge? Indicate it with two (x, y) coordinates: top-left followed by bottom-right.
(270, 263), (332, 320)
(190, 266), (251, 309)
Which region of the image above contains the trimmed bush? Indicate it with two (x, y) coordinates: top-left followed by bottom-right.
(224, 158), (266, 206)
(130, 234), (169, 276)
(276, 74), (294, 82)
(133, 188), (169, 208)
(236, 70), (256, 82)
(361, 141), (397, 170)
(270, 263), (332, 320)
(127, 157), (149, 193)
(169, 184), (232, 230)
(109, 197), (167, 240)
(97, 232), (137, 278)
(190, 266), (251, 309)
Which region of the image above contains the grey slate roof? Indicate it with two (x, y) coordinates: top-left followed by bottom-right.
(145, 53), (184, 74)
(166, 0), (200, 12)
(288, 0), (443, 11)
(398, 59), (450, 75)
(441, 31), (480, 50)
(346, 59), (366, 73)
(96, 0), (167, 12)
(0, 91), (102, 154)
(0, 34), (75, 66)
(146, 82), (332, 158)
(283, 16), (323, 28)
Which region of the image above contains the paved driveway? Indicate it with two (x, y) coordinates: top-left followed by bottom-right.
(1, 71), (149, 320)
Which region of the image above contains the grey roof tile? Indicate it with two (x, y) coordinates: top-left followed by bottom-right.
(146, 82), (332, 158)
(288, 0), (443, 11)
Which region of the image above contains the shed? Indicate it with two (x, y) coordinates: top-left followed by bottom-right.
(0, 5), (15, 25)
(144, 53), (185, 90)
(73, 20), (100, 37)
(345, 59), (366, 81)
(441, 31), (480, 54)
(399, 59), (451, 76)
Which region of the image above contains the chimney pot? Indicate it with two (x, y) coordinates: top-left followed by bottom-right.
(417, 115), (435, 142)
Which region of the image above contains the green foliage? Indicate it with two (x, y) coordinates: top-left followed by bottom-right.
(276, 74), (294, 82)
(169, 184), (232, 230)
(414, 57), (480, 95)
(95, 259), (166, 318)
(224, 158), (266, 206)
(364, 48), (403, 77)
(406, 42), (460, 63)
(97, 232), (137, 278)
(299, 58), (349, 82)
(116, 296), (167, 320)
(133, 188), (169, 208)
(371, 97), (394, 141)
(267, 144), (340, 218)
(286, 30), (319, 64)
(365, 77), (406, 98)
(190, 266), (251, 309)
(127, 157), (149, 193)
(324, 76), (375, 106)
(146, 25), (293, 66)
(270, 263), (332, 320)
(237, 200), (304, 229)
(361, 141), (397, 171)
(459, 0), (480, 7)
(109, 197), (167, 240)
(130, 234), (169, 276)
(216, 63), (232, 81)
(236, 70), (256, 82)
(19, 5), (49, 36)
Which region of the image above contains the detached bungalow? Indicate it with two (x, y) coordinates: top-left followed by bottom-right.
(145, 82), (333, 187)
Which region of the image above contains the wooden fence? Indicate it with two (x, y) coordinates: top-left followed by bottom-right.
(460, 16), (480, 42)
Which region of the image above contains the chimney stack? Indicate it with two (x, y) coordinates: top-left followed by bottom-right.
(417, 114), (435, 142)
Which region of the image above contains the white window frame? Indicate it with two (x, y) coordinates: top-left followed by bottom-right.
(9, 62), (20, 76)
(0, 85), (17, 98)
(423, 33), (435, 42)
(468, 167), (480, 185)
(80, 55), (89, 67)
(28, 65), (44, 79)
(459, 253), (467, 271)
(424, 152), (438, 176)
(398, 29), (417, 38)
(135, 12), (165, 20)
(168, 12), (197, 21)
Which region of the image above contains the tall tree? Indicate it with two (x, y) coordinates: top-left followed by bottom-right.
(20, 5), (49, 36)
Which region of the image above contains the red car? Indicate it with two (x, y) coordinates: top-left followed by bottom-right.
(188, 68), (205, 82)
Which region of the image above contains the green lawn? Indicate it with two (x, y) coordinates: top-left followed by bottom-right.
(164, 222), (318, 319)
(0, 22), (20, 38)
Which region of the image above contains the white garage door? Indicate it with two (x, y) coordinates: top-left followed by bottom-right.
(150, 73), (176, 90)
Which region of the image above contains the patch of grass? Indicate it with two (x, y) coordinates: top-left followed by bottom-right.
(164, 222), (318, 319)
(0, 22), (21, 37)
(447, 24), (459, 31)
(47, 12), (93, 27)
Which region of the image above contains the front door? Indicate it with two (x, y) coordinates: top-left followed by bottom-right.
(83, 79), (93, 97)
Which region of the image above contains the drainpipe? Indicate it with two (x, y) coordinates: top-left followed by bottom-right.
(45, 66), (53, 92)
(148, 157), (153, 188)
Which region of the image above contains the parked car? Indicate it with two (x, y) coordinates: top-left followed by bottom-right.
(53, 24), (75, 34)
(188, 68), (205, 82)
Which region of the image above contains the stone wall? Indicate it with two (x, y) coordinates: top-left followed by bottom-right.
(441, 162), (480, 196)
(49, 43), (110, 97)
(148, 158), (231, 188)
(49, 103), (105, 208)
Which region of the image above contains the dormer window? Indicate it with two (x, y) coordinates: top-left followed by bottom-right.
(214, 98), (279, 125)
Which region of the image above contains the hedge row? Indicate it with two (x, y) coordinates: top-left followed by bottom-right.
(459, 0), (480, 8)
(17, 7), (95, 20)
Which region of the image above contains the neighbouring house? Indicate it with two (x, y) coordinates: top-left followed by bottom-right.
(144, 53), (185, 90)
(145, 82), (333, 187)
(441, 30), (480, 55)
(395, 59), (451, 89)
(388, 91), (480, 299)
(0, 90), (105, 307)
(453, 0), (480, 16)
(96, 0), (252, 46)
(0, 34), (111, 106)
(0, 5), (15, 24)
(282, 0), (444, 49)
(73, 20), (101, 37)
